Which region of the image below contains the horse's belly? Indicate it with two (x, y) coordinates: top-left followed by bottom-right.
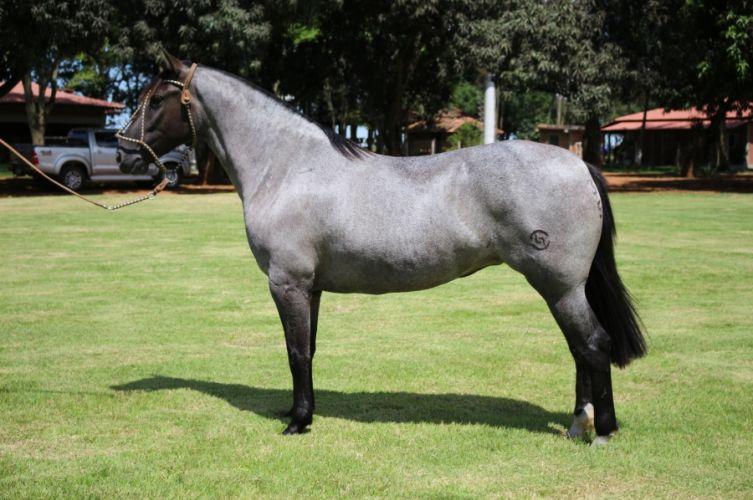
(314, 239), (502, 294)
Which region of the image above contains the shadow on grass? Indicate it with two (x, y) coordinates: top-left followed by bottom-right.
(111, 376), (568, 435)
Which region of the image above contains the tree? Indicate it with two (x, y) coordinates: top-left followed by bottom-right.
(499, 91), (554, 140)
(656, 0), (753, 175)
(102, 0), (272, 182)
(450, 81), (482, 116)
(454, 0), (545, 135)
(447, 123), (482, 149)
(268, 1), (472, 154)
(107, 0), (271, 112)
(0, 1), (23, 98)
(533, 0), (628, 166)
(602, 0), (678, 166)
(0, 1), (113, 144)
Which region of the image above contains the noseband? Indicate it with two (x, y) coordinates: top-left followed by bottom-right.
(116, 63), (199, 189)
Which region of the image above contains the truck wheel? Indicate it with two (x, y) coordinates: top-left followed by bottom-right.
(157, 163), (183, 189)
(59, 165), (86, 191)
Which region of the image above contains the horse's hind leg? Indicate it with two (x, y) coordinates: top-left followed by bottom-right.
(547, 285), (617, 444)
(269, 279), (316, 435)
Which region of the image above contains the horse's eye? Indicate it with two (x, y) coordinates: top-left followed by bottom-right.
(150, 95), (164, 107)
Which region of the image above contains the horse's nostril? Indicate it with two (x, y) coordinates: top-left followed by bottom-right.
(115, 151), (122, 163)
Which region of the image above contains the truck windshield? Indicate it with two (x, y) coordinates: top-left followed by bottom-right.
(67, 130), (88, 147)
(94, 131), (118, 148)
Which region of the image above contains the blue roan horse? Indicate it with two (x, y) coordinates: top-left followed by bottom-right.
(117, 54), (646, 444)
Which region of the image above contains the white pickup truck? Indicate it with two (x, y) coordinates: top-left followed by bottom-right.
(11, 128), (194, 190)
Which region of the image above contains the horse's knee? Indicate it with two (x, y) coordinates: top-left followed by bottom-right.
(566, 326), (610, 372)
(582, 327), (611, 371)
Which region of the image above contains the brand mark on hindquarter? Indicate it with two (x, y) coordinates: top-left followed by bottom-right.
(529, 230), (550, 250)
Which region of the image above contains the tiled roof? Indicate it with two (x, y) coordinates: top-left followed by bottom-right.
(603, 106), (753, 132)
(0, 81), (124, 110)
(408, 109), (503, 134)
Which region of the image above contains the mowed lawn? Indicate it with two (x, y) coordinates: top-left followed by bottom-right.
(1, 190), (752, 497)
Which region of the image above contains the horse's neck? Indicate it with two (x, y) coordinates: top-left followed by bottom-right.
(194, 68), (337, 200)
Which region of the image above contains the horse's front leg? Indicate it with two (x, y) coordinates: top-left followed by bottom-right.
(269, 278), (316, 435)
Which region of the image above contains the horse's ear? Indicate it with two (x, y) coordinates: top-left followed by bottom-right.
(159, 49), (185, 75)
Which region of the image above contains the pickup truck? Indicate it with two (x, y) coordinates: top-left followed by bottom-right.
(10, 128), (194, 190)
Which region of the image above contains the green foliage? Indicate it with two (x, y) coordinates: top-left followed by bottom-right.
(0, 0), (114, 142)
(104, 0), (271, 111)
(447, 123), (482, 149)
(450, 82), (482, 116)
(454, 0), (544, 90)
(4, 0), (753, 158)
(643, 0), (752, 115)
(501, 91), (553, 140)
(59, 54), (110, 99)
(0, 0), (113, 79)
(287, 23), (321, 45)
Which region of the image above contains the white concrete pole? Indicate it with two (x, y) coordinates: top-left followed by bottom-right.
(484, 73), (496, 144)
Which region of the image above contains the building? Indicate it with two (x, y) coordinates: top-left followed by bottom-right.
(602, 107), (753, 169)
(405, 109), (502, 155)
(0, 81), (123, 145)
(537, 124), (584, 157)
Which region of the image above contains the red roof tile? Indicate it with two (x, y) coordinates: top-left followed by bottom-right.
(408, 109), (503, 134)
(0, 81), (124, 110)
(603, 105), (753, 132)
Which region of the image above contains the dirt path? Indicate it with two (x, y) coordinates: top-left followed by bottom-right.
(604, 172), (753, 193)
(2, 172), (753, 197)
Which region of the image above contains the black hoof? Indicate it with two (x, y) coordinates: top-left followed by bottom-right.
(282, 422), (310, 435)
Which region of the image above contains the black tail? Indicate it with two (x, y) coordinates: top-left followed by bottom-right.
(586, 164), (647, 368)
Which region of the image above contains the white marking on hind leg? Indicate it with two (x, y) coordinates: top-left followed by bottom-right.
(591, 435), (612, 446)
(567, 403), (594, 438)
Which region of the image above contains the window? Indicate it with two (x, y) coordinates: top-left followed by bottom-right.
(94, 131), (118, 148)
(67, 129), (88, 147)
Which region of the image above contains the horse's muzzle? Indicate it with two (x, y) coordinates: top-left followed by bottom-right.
(118, 150), (148, 174)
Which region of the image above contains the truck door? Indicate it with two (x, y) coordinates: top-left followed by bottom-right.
(91, 130), (120, 177)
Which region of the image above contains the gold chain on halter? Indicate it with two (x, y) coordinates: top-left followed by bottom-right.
(0, 63), (198, 211)
(113, 63), (199, 208)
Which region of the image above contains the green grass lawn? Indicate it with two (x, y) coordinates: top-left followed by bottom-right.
(1, 191), (752, 497)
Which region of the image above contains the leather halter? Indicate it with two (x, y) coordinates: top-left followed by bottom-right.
(116, 63), (199, 188)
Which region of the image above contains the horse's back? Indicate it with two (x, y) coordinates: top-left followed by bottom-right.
(302, 140), (602, 294)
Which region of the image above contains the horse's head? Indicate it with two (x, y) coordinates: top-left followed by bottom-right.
(117, 52), (198, 174)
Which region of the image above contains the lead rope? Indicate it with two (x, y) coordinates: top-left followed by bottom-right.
(0, 63), (198, 211)
(0, 136), (166, 210)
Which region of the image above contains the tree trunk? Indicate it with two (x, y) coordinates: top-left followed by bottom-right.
(22, 74), (46, 146)
(714, 109), (729, 173)
(679, 130), (700, 178)
(21, 61), (59, 146)
(582, 115), (602, 166)
(636, 94), (649, 166)
(379, 120), (404, 156)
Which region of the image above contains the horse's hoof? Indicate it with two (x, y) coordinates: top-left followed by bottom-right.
(282, 422), (309, 435)
(591, 435), (611, 447)
(567, 403), (594, 438)
(282, 424), (300, 435)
